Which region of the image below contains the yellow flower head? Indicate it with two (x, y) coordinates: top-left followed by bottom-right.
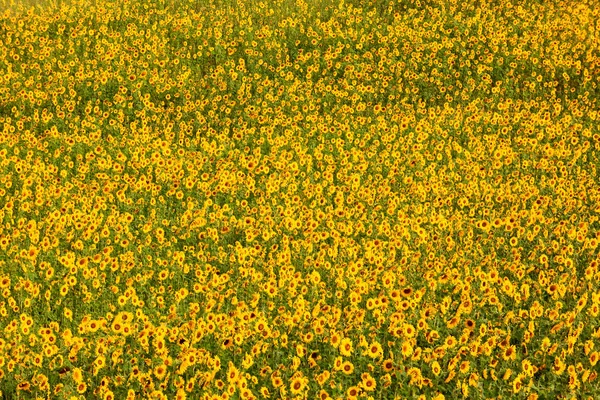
(289, 375), (307, 395)
(72, 367), (83, 383)
(341, 360), (354, 375)
(339, 337), (353, 357)
(366, 341), (383, 359)
(360, 372), (377, 392)
(431, 361), (441, 376)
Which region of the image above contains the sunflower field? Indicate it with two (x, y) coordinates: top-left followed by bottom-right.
(1, 0), (600, 398)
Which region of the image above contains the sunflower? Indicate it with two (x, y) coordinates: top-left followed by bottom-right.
(444, 336), (457, 349)
(316, 370), (330, 386)
(382, 358), (394, 372)
(446, 316), (460, 329)
(329, 331), (341, 349)
(360, 372), (377, 392)
(431, 361), (441, 376)
(512, 375), (524, 393)
(346, 385), (360, 399)
(341, 361), (354, 375)
(93, 355), (106, 374)
(465, 319), (475, 330)
(32, 353), (43, 367)
(72, 367), (83, 384)
(366, 341), (383, 359)
(271, 375), (283, 388)
(221, 338), (233, 350)
(502, 345), (517, 361)
(339, 337), (353, 357)
(289, 376), (307, 396)
(76, 382), (87, 394)
(103, 390), (115, 400)
(522, 359), (534, 377)
(401, 341), (414, 358)
(122, 324), (132, 336)
(333, 356), (343, 371)
(111, 321), (123, 334)
(154, 363), (168, 380)
(175, 389), (187, 400)
(459, 361), (470, 375)
(317, 389), (330, 400)
(590, 351), (599, 366)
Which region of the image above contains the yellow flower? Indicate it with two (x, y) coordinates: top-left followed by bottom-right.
(589, 351), (599, 366)
(271, 375), (283, 388)
(382, 358), (394, 372)
(242, 353), (254, 370)
(502, 345), (517, 361)
(360, 372), (377, 392)
(522, 359), (534, 377)
(289, 375), (307, 396)
(93, 355), (106, 375)
(401, 341), (414, 358)
(175, 388), (187, 400)
(346, 385), (361, 399)
(341, 360), (354, 375)
(366, 341), (383, 359)
(407, 367), (423, 387)
(316, 370), (330, 386)
(461, 380), (469, 397)
(76, 382), (87, 394)
(339, 337), (353, 357)
(403, 323), (416, 338)
(111, 320), (123, 334)
(444, 335), (457, 349)
(459, 361), (470, 374)
(72, 367), (83, 383)
(431, 361), (441, 376)
(333, 356), (343, 371)
(329, 331), (341, 349)
(154, 363), (167, 380)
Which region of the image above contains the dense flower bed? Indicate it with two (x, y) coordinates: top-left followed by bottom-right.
(1, 0), (599, 398)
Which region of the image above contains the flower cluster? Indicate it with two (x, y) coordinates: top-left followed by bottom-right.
(1, 0), (599, 399)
